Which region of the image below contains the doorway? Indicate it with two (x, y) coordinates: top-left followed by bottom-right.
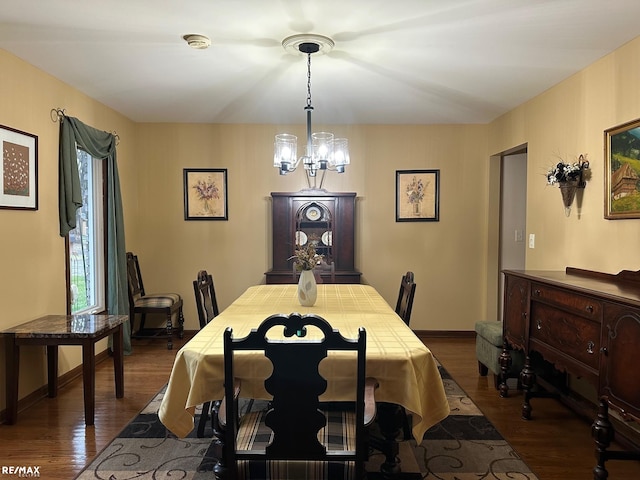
(497, 148), (527, 321)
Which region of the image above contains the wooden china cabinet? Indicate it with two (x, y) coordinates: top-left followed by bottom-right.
(265, 190), (361, 284)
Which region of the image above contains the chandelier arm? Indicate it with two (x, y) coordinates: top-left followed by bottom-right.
(318, 169), (328, 190)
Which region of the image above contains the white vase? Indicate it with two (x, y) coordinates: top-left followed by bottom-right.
(297, 269), (317, 307)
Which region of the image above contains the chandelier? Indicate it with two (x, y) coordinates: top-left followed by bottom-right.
(273, 34), (350, 189)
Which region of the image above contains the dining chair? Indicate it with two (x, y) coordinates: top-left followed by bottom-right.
(292, 260), (336, 284)
(126, 252), (184, 350)
(193, 269), (220, 437)
(315, 259), (336, 283)
(395, 271), (416, 439)
(215, 312), (379, 480)
(193, 269), (219, 329)
(395, 271), (417, 326)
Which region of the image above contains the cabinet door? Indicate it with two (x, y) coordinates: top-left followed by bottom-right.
(600, 302), (640, 421)
(293, 200), (334, 265)
(503, 274), (529, 351)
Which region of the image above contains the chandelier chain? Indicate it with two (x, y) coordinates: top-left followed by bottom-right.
(306, 53), (312, 109)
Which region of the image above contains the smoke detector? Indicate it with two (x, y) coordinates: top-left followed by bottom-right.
(183, 34), (211, 50)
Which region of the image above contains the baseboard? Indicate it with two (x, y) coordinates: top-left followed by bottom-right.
(0, 348), (111, 424)
(414, 330), (475, 340)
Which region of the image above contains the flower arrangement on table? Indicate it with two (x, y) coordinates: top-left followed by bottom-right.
(546, 154), (590, 186)
(290, 239), (324, 271)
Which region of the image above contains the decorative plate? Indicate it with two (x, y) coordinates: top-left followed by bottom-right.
(321, 231), (332, 246)
(305, 206), (322, 221)
(295, 231), (308, 246)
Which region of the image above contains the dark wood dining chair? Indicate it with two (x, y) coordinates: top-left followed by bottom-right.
(214, 312), (379, 480)
(126, 252), (184, 350)
(193, 269), (220, 437)
(193, 269), (219, 329)
(395, 271), (417, 326)
(315, 259), (336, 283)
(395, 271), (417, 439)
(292, 260), (336, 284)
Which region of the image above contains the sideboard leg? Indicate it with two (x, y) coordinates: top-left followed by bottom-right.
(520, 355), (536, 420)
(498, 341), (512, 398)
(592, 398), (613, 480)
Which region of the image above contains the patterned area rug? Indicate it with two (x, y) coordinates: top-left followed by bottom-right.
(75, 365), (539, 479)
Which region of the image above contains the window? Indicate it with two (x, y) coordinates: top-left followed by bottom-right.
(68, 148), (105, 314)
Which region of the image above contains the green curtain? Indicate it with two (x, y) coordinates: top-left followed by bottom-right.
(58, 116), (131, 354)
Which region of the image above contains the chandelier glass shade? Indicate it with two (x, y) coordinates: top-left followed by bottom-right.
(274, 35), (350, 189)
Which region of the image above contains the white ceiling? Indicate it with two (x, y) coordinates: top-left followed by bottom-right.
(1, 0), (640, 125)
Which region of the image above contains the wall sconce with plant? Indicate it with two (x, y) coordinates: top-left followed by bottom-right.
(546, 154), (590, 216)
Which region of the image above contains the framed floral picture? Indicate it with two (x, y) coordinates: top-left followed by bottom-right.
(396, 169), (440, 222)
(1, 124), (38, 210)
(183, 168), (228, 220)
(605, 118), (640, 219)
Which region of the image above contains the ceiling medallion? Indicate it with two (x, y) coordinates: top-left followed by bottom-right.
(281, 34), (335, 56)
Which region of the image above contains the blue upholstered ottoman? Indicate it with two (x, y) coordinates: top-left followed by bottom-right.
(474, 321), (523, 389)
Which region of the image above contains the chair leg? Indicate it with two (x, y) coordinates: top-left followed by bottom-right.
(178, 308), (185, 339)
(138, 313), (147, 333)
(401, 408), (412, 440)
(478, 361), (489, 376)
(197, 401), (211, 438)
(166, 312), (173, 350)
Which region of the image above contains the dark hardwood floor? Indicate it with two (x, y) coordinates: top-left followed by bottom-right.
(425, 337), (640, 480)
(2, 336), (639, 479)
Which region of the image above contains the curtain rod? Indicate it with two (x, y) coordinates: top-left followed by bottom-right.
(50, 107), (120, 145)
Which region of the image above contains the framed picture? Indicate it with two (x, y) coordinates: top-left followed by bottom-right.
(183, 168), (228, 220)
(396, 169), (440, 222)
(605, 118), (640, 219)
(1, 124), (38, 210)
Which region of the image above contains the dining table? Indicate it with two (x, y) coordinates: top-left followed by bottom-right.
(159, 283), (449, 473)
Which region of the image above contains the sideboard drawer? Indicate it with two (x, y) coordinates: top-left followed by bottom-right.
(530, 302), (601, 371)
(531, 283), (602, 319)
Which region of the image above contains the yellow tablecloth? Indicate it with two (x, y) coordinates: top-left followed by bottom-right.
(159, 284), (449, 440)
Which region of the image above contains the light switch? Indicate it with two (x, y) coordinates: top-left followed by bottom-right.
(528, 233), (535, 249)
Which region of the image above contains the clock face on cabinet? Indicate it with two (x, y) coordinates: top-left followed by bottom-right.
(305, 206), (322, 221)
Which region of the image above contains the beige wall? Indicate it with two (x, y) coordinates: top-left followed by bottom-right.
(0, 49), (137, 407)
(488, 36), (640, 274)
(2, 34), (640, 407)
(133, 122), (489, 333)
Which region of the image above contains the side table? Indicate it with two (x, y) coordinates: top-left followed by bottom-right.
(3, 314), (127, 426)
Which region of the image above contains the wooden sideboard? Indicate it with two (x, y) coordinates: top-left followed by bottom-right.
(502, 268), (640, 478)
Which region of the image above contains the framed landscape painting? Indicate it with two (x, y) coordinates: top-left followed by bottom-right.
(183, 168), (228, 220)
(396, 169), (440, 222)
(605, 118), (640, 219)
(1, 124), (38, 210)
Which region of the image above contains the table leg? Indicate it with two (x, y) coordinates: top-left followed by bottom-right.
(47, 345), (59, 397)
(4, 333), (19, 424)
(113, 325), (124, 398)
(82, 339), (96, 426)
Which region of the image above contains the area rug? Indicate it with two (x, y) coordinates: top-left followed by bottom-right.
(75, 365), (539, 479)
